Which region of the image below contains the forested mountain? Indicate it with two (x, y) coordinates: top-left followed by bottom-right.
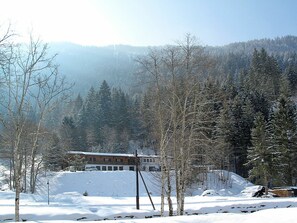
(48, 42), (148, 94)
(211, 35), (297, 54)
(50, 36), (297, 95)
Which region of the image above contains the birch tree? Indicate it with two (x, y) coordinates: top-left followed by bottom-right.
(136, 49), (173, 216)
(0, 33), (71, 221)
(137, 34), (213, 216)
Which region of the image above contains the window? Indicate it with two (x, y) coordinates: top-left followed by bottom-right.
(119, 166), (123, 170)
(149, 166), (156, 171)
(89, 157), (92, 161)
(150, 159), (153, 162)
(129, 166), (135, 171)
(96, 166), (101, 170)
(114, 166), (118, 171)
(93, 157), (96, 162)
(108, 166), (112, 171)
(102, 166), (107, 171)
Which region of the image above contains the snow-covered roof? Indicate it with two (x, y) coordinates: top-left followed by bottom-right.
(67, 151), (159, 158)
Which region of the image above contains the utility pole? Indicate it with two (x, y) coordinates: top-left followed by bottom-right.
(47, 180), (50, 205)
(135, 150), (140, 210)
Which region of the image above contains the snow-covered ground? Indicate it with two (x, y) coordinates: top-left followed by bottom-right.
(1, 165), (297, 222)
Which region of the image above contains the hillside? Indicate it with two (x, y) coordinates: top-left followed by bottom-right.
(0, 159), (252, 197)
(49, 36), (297, 96)
(48, 43), (147, 94)
(37, 170), (252, 197)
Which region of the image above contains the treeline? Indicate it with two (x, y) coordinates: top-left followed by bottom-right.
(135, 37), (297, 215)
(59, 80), (142, 153)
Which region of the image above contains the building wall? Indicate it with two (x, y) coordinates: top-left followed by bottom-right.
(66, 152), (160, 172)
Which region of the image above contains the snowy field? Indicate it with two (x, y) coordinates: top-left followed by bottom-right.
(1, 167), (297, 223)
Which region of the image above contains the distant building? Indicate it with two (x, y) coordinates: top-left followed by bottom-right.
(66, 151), (161, 172)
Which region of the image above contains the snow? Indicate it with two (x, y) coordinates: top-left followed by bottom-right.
(1, 167), (297, 222)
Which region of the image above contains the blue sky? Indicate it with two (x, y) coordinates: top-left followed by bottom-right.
(1, 0), (297, 46)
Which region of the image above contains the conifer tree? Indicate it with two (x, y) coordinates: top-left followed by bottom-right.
(82, 87), (99, 147)
(213, 101), (234, 171)
(97, 80), (112, 128)
(246, 112), (271, 193)
(246, 48), (281, 101)
(229, 95), (254, 177)
(269, 94), (297, 185)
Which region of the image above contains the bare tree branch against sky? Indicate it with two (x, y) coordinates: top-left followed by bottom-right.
(1, 0), (297, 46)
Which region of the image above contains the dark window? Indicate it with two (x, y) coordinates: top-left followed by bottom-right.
(93, 157), (96, 162)
(119, 166), (123, 170)
(102, 166), (107, 171)
(114, 166), (118, 171)
(149, 166), (156, 171)
(108, 166), (112, 171)
(96, 166), (101, 170)
(129, 166), (135, 171)
(89, 157), (92, 161)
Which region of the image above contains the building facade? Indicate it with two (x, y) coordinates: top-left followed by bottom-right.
(66, 151), (160, 172)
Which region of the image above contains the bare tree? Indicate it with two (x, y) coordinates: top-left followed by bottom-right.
(0, 32), (72, 221)
(136, 48), (174, 216)
(137, 34), (214, 216)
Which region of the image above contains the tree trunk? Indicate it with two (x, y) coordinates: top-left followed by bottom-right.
(30, 120), (42, 193)
(166, 168), (173, 216)
(14, 138), (22, 222)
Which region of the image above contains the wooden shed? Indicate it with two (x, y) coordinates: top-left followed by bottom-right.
(269, 188), (297, 197)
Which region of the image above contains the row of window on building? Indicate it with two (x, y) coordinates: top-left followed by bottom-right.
(88, 157), (125, 162)
(142, 158), (155, 163)
(85, 165), (135, 171)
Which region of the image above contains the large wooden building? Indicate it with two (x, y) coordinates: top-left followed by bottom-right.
(66, 151), (160, 172)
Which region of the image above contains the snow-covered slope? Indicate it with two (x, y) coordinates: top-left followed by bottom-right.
(32, 169), (253, 197)
(2, 167), (297, 223)
(0, 162), (253, 197)
(36, 171), (162, 197)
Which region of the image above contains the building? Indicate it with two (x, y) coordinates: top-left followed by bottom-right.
(66, 151), (160, 172)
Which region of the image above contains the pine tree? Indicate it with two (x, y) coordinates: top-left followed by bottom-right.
(246, 112), (271, 193)
(246, 48), (281, 101)
(229, 95), (254, 177)
(213, 101), (234, 171)
(81, 87), (99, 147)
(60, 116), (81, 151)
(110, 88), (130, 153)
(284, 60), (297, 94)
(269, 94), (297, 185)
(72, 94), (84, 118)
(97, 80), (112, 128)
